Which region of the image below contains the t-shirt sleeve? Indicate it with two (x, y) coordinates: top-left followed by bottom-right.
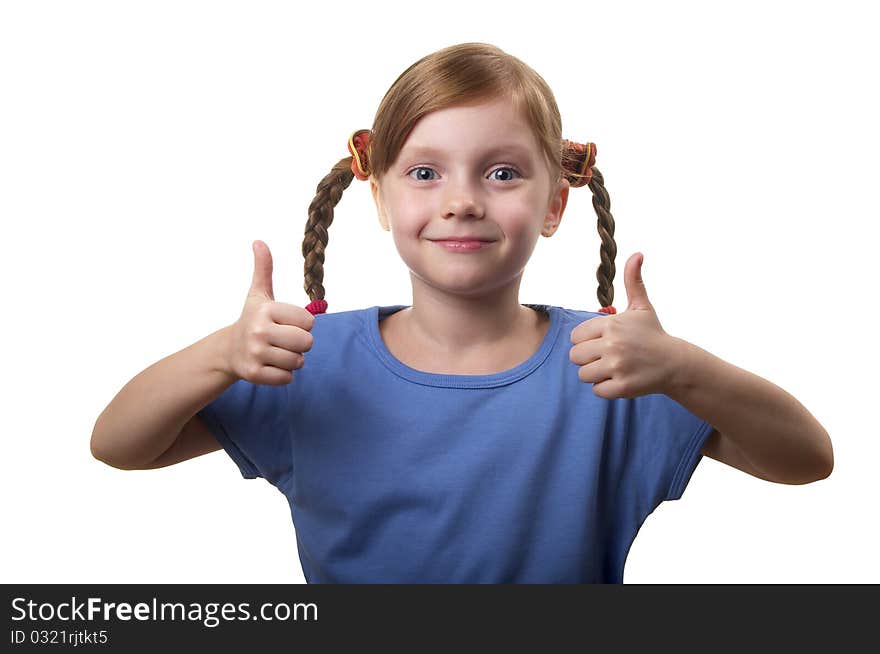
(197, 379), (293, 489)
(628, 392), (715, 505)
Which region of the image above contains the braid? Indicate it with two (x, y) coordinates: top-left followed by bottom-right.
(587, 166), (616, 310)
(561, 140), (617, 313)
(302, 156), (356, 312)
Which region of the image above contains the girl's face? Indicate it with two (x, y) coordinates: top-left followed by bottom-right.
(370, 97), (570, 299)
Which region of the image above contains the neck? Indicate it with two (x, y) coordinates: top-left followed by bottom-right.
(402, 272), (536, 355)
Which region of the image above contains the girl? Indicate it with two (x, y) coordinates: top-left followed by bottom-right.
(91, 42), (833, 583)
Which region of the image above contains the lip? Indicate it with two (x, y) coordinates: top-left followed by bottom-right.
(431, 239), (496, 251)
(432, 236), (496, 242)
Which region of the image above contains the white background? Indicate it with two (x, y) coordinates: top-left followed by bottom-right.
(2, 0), (877, 583)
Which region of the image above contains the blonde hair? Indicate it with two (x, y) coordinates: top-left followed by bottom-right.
(303, 42), (617, 313)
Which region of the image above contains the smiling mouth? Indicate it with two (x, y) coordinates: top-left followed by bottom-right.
(431, 240), (496, 251)
(430, 238), (496, 243)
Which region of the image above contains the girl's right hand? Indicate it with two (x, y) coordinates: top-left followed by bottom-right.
(225, 240), (315, 385)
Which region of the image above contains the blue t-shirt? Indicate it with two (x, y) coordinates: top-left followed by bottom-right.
(198, 304), (714, 583)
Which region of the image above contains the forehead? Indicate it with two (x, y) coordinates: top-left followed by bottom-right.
(400, 100), (539, 159)
(401, 142), (535, 159)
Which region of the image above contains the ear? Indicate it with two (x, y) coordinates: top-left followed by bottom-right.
(370, 178), (390, 232)
(541, 177), (570, 237)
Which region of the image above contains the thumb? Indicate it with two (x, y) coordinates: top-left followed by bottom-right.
(624, 252), (652, 310)
(249, 240), (274, 301)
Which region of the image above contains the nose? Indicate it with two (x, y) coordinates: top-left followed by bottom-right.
(442, 175), (485, 219)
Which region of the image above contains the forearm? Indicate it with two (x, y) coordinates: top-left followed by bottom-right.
(666, 337), (833, 484)
(91, 324), (238, 470)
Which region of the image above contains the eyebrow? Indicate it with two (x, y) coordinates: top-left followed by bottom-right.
(401, 143), (534, 160)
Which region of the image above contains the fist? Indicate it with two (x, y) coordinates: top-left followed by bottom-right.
(226, 240), (315, 385)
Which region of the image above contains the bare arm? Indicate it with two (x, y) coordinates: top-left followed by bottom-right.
(90, 325), (237, 470)
(667, 337), (833, 484)
(92, 240), (314, 471)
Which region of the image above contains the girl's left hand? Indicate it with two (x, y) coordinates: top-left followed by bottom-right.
(569, 252), (683, 400)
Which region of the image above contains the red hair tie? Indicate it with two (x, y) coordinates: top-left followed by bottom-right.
(305, 299), (328, 316)
(561, 139), (596, 188)
(348, 129), (373, 180)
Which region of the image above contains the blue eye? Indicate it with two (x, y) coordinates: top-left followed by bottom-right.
(408, 167), (438, 181)
(406, 166), (521, 182)
(489, 167), (520, 181)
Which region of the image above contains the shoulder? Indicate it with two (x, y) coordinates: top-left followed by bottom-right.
(553, 305), (608, 321)
(310, 305), (373, 338)
(291, 306), (375, 383)
(547, 305), (609, 337)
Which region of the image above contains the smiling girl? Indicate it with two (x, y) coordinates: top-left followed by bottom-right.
(92, 42), (832, 583)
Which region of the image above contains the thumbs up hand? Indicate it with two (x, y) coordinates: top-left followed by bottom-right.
(225, 240), (315, 385)
(569, 252), (683, 400)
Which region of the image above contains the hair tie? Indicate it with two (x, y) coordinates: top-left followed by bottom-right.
(561, 139), (596, 188)
(348, 129), (373, 180)
(305, 299), (328, 316)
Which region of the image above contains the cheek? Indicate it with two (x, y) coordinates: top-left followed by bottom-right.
(389, 211), (428, 241)
(388, 213), (427, 258)
(498, 189), (544, 219)
(383, 194), (421, 232)
(498, 203), (544, 241)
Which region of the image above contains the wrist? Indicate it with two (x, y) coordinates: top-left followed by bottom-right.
(209, 324), (239, 384)
(665, 336), (698, 400)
